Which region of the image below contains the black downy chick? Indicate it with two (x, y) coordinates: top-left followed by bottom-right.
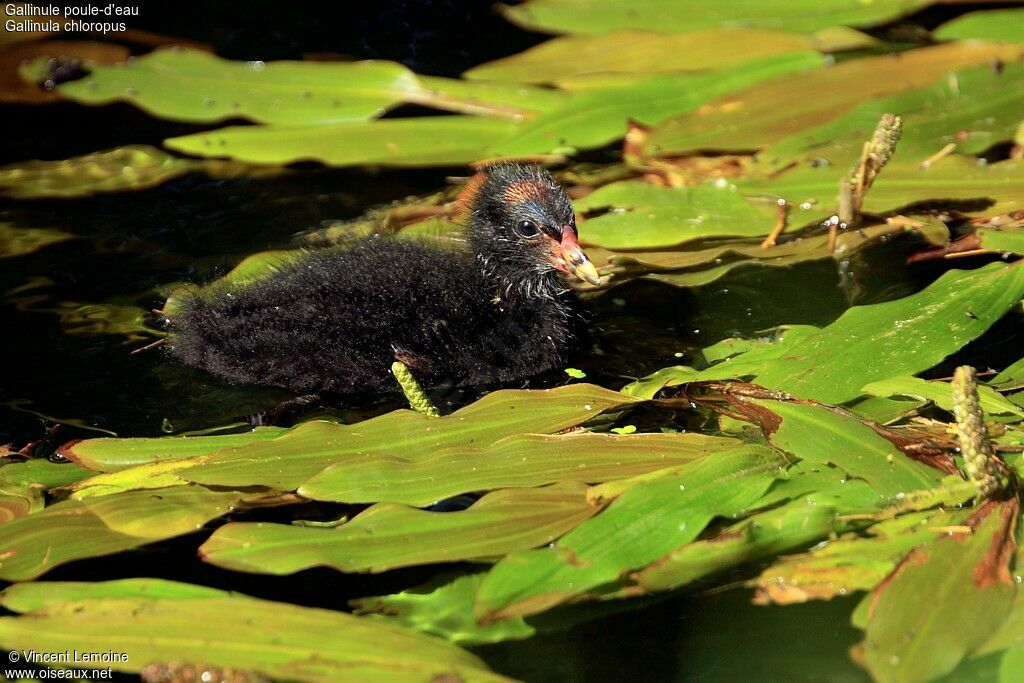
(165, 163), (601, 394)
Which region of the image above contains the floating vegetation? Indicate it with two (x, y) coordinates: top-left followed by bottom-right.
(4, 3), (1024, 681)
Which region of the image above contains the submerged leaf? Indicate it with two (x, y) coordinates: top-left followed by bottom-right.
(0, 222), (75, 258)
(0, 145), (220, 199)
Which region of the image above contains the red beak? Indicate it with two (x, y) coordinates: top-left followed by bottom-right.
(548, 227), (601, 286)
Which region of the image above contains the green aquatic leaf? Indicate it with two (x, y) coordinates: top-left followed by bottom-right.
(934, 8), (1024, 44)
(862, 499), (1018, 683)
(757, 61), (1024, 173)
(176, 384), (639, 491)
(575, 181), (776, 249)
(976, 521), (1024, 659)
(0, 459), (93, 489)
(0, 222), (76, 258)
(640, 262), (1024, 404)
(999, 649), (1024, 683)
(0, 499), (149, 581)
(0, 483), (42, 522)
(742, 157), (1024, 218)
(4, 39), (129, 104)
(166, 116), (518, 166)
(298, 431), (739, 506)
(992, 356), (1024, 391)
(0, 145), (234, 199)
(418, 74), (570, 115)
(0, 583), (505, 682)
(862, 376), (1024, 418)
(501, 0), (931, 35)
(59, 426), (287, 472)
(751, 507), (969, 604)
(354, 573), (536, 645)
(620, 365), (699, 399)
(645, 42), (1024, 156)
(754, 460), (885, 514)
(634, 501), (838, 592)
(43, 47), (544, 125)
(620, 327), (820, 399)
(598, 221), (937, 289)
(486, 51), (822, 157)
(465, 28), (823, 83)
(69, 459), (201, 499)
(845, 395), (927, 425)
(78, 486), (244, 537)
(625, 263), (1024, 405)
(979, 227), (1024, 255)
(49, 47), (419, 123)
(0, 487), (246, 581)
(476, 445), (785, 621)
(642, 248), (823, 288)
(200, 482), (598, 574)
(750, 399), (943, 495)
(0, 578), (230, 613)
(747, 262), (1024, 403)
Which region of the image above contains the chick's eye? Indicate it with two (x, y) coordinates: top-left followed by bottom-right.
(516, 220), (539, 237)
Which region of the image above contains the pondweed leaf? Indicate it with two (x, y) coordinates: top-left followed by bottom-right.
(475, 445), (785, 621)
(624, 262), (1024, 404)
(0, 580), (507, 682)
(862, 498), (1018, 683)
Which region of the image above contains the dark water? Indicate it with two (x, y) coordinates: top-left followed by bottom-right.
(2, 3), (1020, 681)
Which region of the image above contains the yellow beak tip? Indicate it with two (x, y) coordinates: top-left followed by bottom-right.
(574, 262), (602, 286)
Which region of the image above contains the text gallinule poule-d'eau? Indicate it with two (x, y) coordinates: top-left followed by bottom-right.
(165, 163), (600, 394)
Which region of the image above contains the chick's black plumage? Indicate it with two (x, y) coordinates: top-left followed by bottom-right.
(166, 163), (599, 394)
